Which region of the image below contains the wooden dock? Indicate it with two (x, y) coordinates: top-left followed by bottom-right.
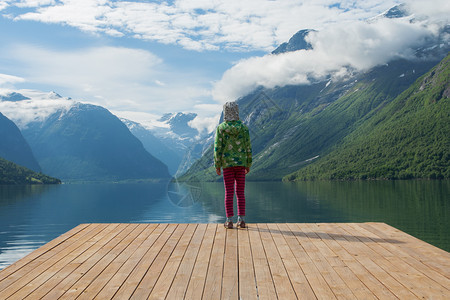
(0, 223), (449, 299)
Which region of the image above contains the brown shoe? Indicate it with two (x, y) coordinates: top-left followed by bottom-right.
(237, 220), (246, 229)
(224, 221), (233, 229)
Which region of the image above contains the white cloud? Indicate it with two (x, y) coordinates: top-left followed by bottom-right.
(111, 110), (169, 130)
(7, 0), (403, 52)
(15, 0), (55, 8)
(0, 73), (25, 86)
(8, 45), (162, 84)
(2, 44), (214, 115)
(186, 103), (222, 134)
(405, 0), (450, 23)
(0, 89), (75, 128)
(154, 80), (165, 87)
(212, 6), (448, 103)
(0, 2), (8, 11)
(188, 114), (220, 135)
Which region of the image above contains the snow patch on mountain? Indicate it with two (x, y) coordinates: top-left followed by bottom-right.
(0, 89), (75, 129)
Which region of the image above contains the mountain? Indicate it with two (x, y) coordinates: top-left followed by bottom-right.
(180, 18), (450, 181)
(121, 112), (210, 176)
(121, 118), (182, 175)
(22, 103), (170, 181)
(161, 112), (214, 177)
(181, 56), (444, 181)
(272, 29), (315, 54)
(0, 92), (30, 102)
(159, 112), (198, 138)
(0, 157), (60, 185)
(0, 112), (41, 172)
(0, 90), (170, 182)
(285, 54), (450, 180)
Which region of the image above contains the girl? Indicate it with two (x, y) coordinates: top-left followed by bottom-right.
(214, 102), (252, 229)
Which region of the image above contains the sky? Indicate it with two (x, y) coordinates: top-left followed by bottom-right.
(0, 0), (449, 133)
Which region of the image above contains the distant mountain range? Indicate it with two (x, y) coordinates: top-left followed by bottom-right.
(121, 118), (182, 175)
(0, 88), (205, 182)
(0, 92), (170, 182)
(179, 6), (450, 181)
(121, 112), (211, 176)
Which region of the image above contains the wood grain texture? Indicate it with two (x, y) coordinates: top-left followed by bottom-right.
(1, 222), (448, 300)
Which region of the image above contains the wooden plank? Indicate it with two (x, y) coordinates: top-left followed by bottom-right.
(221, 226), (238, 300)
(257, 223), (297, 299)
(0, 223), (99, 291)
(202, 222), (226, 300)
(149, 223), (197, 299)
(40, 223), (131, 300)
(238, 226), (258, 300)
(330, 223), (417, 299)
(283, 223), (337, 299)
(317, 223), (397, 299)
(184, 224), (217, 300)
(267, 223), (316, 299)
(23, 224), (123, 299)
(344, 223), (450, 299)
(301, 223), (375, 300)
(307, 223), (377, 300)
(92, 223), (164, 299)
(165, 223), (207, 300)
(294, 223), (356, 300)
(78, 224), (153, 299)
(111, 224), (176, 300)
(0, 223), (90, 283)
(359, 223), (450, 290)
(248, 224), (277, 300)
(365, 222), (450, 278)
(58, 224), (144, 299)
(14, 224), (121, 299)
(0, 224), (112, 299)
(372, 223), (450, 259)
(130, 223), (188, 299)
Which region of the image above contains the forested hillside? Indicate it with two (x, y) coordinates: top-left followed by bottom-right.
(285, 54), (450, 181)
(0, 157), (61, 185)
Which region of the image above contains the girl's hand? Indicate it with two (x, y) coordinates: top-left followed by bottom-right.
(216, 168), (221, 175)
(245, 167), (250, 174)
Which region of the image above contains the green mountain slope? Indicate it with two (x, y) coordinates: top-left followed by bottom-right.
(0, 157), (61, 185)
(285, 54), (450, 181)
(179, 57), (442, 182)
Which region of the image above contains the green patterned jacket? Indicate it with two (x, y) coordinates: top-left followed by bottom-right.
(214, 120), (252, 169)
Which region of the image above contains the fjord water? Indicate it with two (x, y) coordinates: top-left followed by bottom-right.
(0, 180), (449, 269)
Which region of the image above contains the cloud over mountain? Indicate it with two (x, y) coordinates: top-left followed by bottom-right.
(212, 2), (450, 103)
(0, 89), (74, 128)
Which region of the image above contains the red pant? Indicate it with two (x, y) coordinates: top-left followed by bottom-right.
(223, 166), (246, 218)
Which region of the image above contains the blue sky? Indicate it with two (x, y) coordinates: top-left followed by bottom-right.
(0, 0), (448, 132)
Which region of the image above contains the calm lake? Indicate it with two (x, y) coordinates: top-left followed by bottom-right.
(0, 180), (449, 269)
